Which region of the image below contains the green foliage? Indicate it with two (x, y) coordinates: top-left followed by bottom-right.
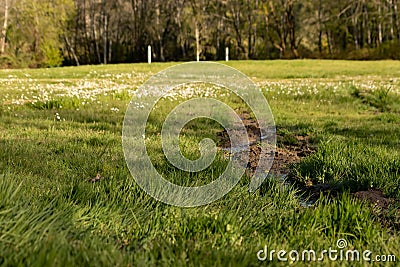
(375, 41), (400, 60)
(0, 54), (23, 68)
(41, 41), (63, 67)
(2, 0), (74, 68)
(4, 0), (400, 66)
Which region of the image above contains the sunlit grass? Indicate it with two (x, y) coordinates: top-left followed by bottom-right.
(0, 60), (399, 266)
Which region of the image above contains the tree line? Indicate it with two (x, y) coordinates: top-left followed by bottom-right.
(1, 0), (400, 68)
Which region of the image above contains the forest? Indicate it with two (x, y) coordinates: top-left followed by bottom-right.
(1, 0), (400, 67)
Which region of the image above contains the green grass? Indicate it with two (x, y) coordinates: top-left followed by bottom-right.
(0, 60), (399, 266)
(227, 59), (400, 79)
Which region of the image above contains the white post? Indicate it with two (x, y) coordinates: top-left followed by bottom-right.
(148, 45), (152, 64)
(196, 26), (200, 62)
(225, 47), (229, 61)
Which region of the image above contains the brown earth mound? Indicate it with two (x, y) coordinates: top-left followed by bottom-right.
(217, 111), (315, 176)
(353, 189), (394, 210)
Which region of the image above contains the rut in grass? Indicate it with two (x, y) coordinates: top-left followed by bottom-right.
(217, 110), (399, 216)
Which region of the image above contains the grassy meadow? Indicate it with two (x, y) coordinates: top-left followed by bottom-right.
(0, 60), (399, 266)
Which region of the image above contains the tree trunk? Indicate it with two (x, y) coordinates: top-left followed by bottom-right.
(156, 3), (165, 62)
(364, 4), (371, 46)
(232, 4), (246, 59)
(393, 0), (400, 41)
(103, 14), (107, 64)
(390, 0), (395, 40)
(196, 24), (200, 61)
(286, 0), (298, 58)
(352, 3), (360, 50)
(247, 0), (253, 59)
(175, 1), (186, 58)
(82, 0), (92, 63)
(265, 14), (269, 58)
(90, 1), (101, 63)
(326, 30), (332, 54)
(318, 0), (323, 54)
(254, 0), (259, 58)
(0, 0), (9, 55)
(108, 39), (112, 63)
(64, 35), (80, 66)
(378, 5), (383, 45)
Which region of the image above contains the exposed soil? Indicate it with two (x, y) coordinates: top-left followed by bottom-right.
(271, 135), (315, 175)
(353, 189), (400, 231)
(217, 111), (315, 176)
(353, 189), (393, 210)
(217, 111), (399, 230)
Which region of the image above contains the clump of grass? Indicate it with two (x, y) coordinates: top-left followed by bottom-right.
(278, 131), (299, 146)
(350, 85), (397, 112)
(27, 97), (81, 110)
(370, 86), (393, 111)
(292, 137), (400, 198)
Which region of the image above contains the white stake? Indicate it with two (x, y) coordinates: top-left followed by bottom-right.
(225, 47), (229, 61)
(196, 26), (200, 62)
(148, 45), (152, 64)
